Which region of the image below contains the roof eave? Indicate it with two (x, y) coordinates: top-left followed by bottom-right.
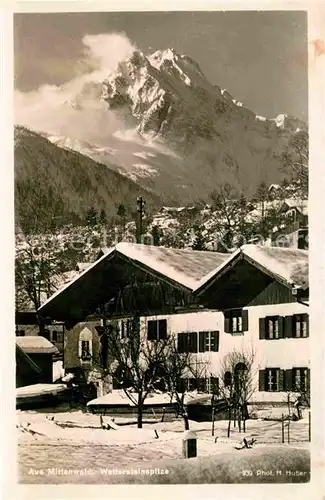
(193, 249), (242, 296)
(38, 247), (117, 314)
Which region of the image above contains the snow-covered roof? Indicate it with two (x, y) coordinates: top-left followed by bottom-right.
(42, 243), (229, 307)
(16, 383), (68, 398)
(282, 199), (308, 215)
(195, 244), (308, 293)
(16, 336), (59, 354)
(38, 243), (229, 321)
(114, 243), (229, 290)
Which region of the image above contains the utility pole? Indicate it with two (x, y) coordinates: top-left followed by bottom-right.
(136, 196), (145, 243)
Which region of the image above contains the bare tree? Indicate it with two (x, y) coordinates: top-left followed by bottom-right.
(101, 320), (173, 428)
(283, 369), (310, 421)
(216, 348), (256, 436)
(281, 130), (308, 199)
(160, 338), (209, 430)
(210, 184), (252, 251)
(15, 232), (67, 314)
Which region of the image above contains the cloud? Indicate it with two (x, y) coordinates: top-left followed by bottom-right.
(14, 33), (138, 144)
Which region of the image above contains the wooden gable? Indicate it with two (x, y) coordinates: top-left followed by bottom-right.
(197, 257), (295, 310)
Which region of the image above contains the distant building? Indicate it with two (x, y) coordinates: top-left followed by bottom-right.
(15, 311), (65, 354)
(271, 199), (308, 249)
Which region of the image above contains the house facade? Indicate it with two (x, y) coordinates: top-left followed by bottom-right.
(38, 242), (309, 406)
(192, 244), (309, 404)
(137, 301), (309, 403)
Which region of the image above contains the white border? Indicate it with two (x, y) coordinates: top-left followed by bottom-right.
(1, 2), (325, 499)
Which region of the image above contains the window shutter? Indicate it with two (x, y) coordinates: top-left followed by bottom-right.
(132, 317), (140, 337)
(224, 312), (231, 333)
(284, 369), (292, 391)
(242, 310), (248, 331)
(147, 320), (157, 340)
(259, 318), (266, 339)
(211, 331), (219, 352)
(259, 370), (266, 391)
(189, 332), (198, 353)
(278, 316), (284, 339)
(305, 314), (309, 337)
(177, 333), (186, 353)
(199, 332), (206, 352)
(306, 368), (310, 392)
(279, 369), (285, 391)
(159, 319), (167, 340)
(284, 316), (293, 338)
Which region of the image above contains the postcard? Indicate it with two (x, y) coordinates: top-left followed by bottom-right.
(2, 1), (324, 499)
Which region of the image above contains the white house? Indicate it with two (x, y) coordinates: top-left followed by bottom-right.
(38, 243), (309, 405)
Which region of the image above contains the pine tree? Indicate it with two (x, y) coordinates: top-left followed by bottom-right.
(192, 224), (206, 251)
(99, 209), (107, 225)
(86, 207), (98, 227)
(151, 225), (162, 246)
(117, 204), (126, 218)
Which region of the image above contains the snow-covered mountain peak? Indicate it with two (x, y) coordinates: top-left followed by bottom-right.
(148, 48), (178, 67)
(148, 48), (191, 86)
(272, 113), (288, 128)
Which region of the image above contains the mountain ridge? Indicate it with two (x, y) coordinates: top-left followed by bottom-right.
(15, 47), (308, 212)
(14, 125), (161, 233)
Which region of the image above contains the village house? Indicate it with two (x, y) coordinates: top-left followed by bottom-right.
(193, 244), (309, 404)
(38, 243), (229, 395)
(38, 242), (309, 405)
(16, 336), (60, 384)
(15, 311), (65, 354)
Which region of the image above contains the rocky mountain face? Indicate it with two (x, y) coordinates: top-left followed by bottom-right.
(98, 48), (307, 200)
(17, 47), (307, 214)
(14, 126), (160, 233)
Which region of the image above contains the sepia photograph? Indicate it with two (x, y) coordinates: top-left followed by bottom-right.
(11, 7), (315, 487)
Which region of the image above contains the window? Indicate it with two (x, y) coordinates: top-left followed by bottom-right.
(260, 316), (284, 339)
(267, 317), (280, 339)
(292, 367), (309, 392)
(52, 331), (58, 342)
(79, 327), (92, 362)
(147, 319), (167, 341)
(266, 369), (280, 391)
(293, 314), (309, 338)
(259, 368), (284, 392)
(120, 318), (136, 339)
(81, 340), (91, 361)
(224, 310), (248, 334)
(56, 332), (63, 343)
(177, 332), (197, 353)
(199, 331), (219, 353)
(178, 331), (219, 353)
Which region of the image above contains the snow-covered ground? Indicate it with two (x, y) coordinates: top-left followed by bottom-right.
(17, 409), (310, 447)
(17, 409), (310, 483)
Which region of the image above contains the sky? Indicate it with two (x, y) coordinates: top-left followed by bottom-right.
(14, 11), (308, 124)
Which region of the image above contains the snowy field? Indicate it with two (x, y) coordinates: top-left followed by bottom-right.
(17, 410), (310, 484)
